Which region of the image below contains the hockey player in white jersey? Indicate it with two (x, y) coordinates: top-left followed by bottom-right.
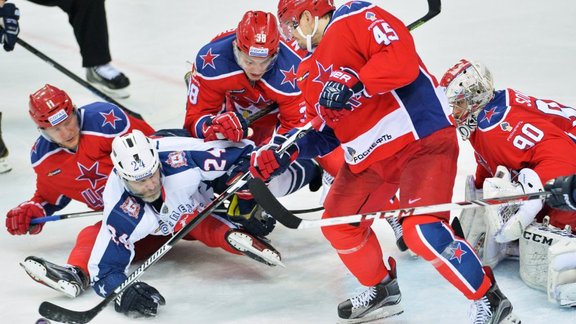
(89, 130), (293, 317)
(22, 129), (321, 317)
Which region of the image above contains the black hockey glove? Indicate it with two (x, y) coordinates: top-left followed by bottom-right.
(227, 194), (276, 237)
(115, 281), (166, 318)
(319, 68), (365, 110)
(544, 175), (576, 211)
(0, 2), (20, 51)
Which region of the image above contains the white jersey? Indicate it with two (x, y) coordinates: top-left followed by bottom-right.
(88, 136), (254, 297)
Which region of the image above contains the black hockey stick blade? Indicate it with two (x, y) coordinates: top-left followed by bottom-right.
(249, 177), (302, 229)
(407, 0), (441, 31)
(39, 297), (111, 324)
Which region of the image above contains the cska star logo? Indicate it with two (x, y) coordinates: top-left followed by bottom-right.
(280, 65), (298, 88)
(200, 48), (219, 69)
(313, 61), (333, 86)
(448, 241), (467, 263)
(166, 151), (188, 168)
(480, 106), (500, 124)
(76, 162), (107, 188)
(100, 110), (122, 129)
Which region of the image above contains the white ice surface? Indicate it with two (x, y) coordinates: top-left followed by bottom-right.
(1, 1), (575, 323)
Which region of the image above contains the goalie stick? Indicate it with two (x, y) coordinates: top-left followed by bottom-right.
(249, 178), (551, 230)
(38, 115), (320, 324)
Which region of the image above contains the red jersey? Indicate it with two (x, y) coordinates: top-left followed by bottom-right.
(184, 30), (307, 145)
(30, 103), (155, 214)
(296, 2), (453, 173)
(471, 88), (576, 187)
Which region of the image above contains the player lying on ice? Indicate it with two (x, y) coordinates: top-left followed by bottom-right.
(440, 59), (576, 307)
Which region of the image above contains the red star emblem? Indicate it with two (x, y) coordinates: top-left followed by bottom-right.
(244, 94), (272, 108)
(280, 66), (298, 88)
(76, 162), (107, 188)
(313, 61), (333, 86)
(200, 48), (220, 69)
(450, 242), (467, 263)
(480, 107), (499, 123)
(100, 110), (122, 129)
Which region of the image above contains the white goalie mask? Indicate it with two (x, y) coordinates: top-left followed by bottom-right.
(440, 59), (495, 140)
(111, 130), (160, 182)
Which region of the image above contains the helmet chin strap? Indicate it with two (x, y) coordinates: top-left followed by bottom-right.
(296, 16), (320, 52)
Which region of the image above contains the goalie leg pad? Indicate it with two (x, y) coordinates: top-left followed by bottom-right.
(548, 238), (576, 306)
(519, 221), (576, 293)
(458, 175), (507, 268)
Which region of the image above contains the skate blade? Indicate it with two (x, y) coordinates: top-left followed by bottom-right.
(20, 260), (79, 298)
(230, 235), (285, 268)
(338, 304), (404, 323)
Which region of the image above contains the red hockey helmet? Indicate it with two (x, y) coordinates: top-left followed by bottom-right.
(236, 11), (280, 58)
(277, 0), (336, 28)
(29, 84), (75, 128)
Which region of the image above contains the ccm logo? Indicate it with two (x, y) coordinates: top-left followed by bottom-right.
(330, 71), (352, 82)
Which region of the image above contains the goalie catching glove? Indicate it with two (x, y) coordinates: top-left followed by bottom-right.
(115, 281), (166, 318)
(483, 166), (544, 243)
(227, 194), (276, 237)
(545, 175), (576, 211)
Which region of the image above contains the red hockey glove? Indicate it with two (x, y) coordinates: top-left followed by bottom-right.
(249, 134), (299, 181)
(5, 201), (46, 235)
(319, 68), (365, 110)
(202, 111), (248, 142)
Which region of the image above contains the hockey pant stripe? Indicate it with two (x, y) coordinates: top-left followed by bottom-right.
(403, 216), (491, 300)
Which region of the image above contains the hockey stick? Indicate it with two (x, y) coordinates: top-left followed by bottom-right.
(406, 0), (442, 31)
(30, 210), (102, 225)
(246, 102), (279, 124)
(0, 27), (144, 120)
(249, 177), (550, 230)
(29, 204), (323, 225)
(38, 118), (318, 324)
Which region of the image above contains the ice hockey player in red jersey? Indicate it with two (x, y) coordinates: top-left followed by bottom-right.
(184, 9), (342, 225)
(441, 59), (576, 307)
(441, 59), (576, 236)
(5, 84), (155, 297)
(249, 1), (522, 323)
(183, 10), (307, 146)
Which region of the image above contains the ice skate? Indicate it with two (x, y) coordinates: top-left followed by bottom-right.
(20, 256), (89, 298)
(86, 63), (130, 99)
(469, 267), (521, 324)
(0, 112), (11, 174)
(225, 229), (284, 267)
(0, 146), (10, 174)
(386, 216), (407, 251)
(338, 257), (403, 323)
